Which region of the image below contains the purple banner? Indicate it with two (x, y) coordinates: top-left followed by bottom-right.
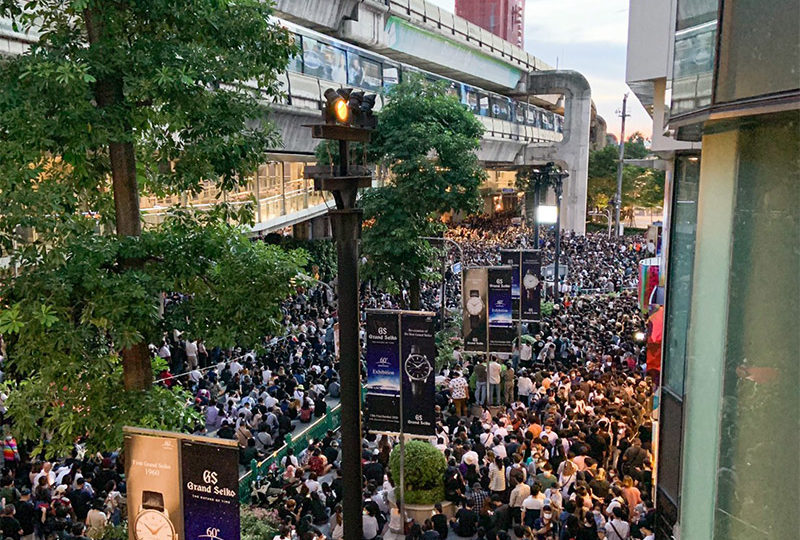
(181, 439), (240, 540)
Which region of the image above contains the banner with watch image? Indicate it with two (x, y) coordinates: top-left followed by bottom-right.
(181, 439), (240, 540)
(462, 267), (488, 352)
(125, 432), (184, 540)
(400, 312), (437, 437)
(499, 250), (521, 320)
(488, 266), (514, 352)
(365, 310), (402, 433)
(520, 250), (542, 322)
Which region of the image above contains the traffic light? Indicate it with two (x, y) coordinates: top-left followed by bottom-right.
(325, 88), (352, 124)
(323, 87), (377, 129)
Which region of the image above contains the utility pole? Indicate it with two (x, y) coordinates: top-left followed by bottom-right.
(614, 93), (629, 236)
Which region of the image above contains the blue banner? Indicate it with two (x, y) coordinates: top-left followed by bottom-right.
(366, 311), (401, 433)
(488, 266), (514, 352)
(500, 250), (521, 320)
(181, 439), (240, 540)
(400, 312), (437, 437)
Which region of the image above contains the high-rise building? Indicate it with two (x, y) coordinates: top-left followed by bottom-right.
(455, 0), (525, 48)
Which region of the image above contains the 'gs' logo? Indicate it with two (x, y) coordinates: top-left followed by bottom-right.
(203, 470), (218, 485)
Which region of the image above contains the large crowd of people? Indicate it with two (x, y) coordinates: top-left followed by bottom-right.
(0, 218), (657, 540)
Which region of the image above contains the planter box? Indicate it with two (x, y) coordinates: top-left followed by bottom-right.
(403, 500), (455, 526)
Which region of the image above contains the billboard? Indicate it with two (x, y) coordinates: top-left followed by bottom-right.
(124, 428), (240, 540)
(520, 250), (542, 323)
(488, 266), (514, 352)
(400, 312), (437, 437)
(365, 310), (402, 433)
(499, 250), (521, 319)
(181, 440), (240, 540)
(125, 433), (183, 540)
(462, 267), (488, 352)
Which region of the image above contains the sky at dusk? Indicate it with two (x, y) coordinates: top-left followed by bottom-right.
(426, 0), (652, 140)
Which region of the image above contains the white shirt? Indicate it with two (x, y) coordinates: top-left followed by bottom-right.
(518, 377), (534, 396)
(185, 340), (198, 357)
(488, 362), (501, 384)
(605, 518), (631, 540)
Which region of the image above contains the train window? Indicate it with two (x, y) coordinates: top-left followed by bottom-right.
(478, 95), (489, 116)
(348, 54), (382, 91)
(302, 37), (347, 84)
(465, 90), (480, 114)
(555, 115), (564, 133)
(383, 65), (400, 88)
(287, 34), (303, 73)
(541, 111), (555, 130)
(490, 96), (511, 121)
(515, 103), (526, 124)
(445, 81), (462, 101)
(526, 108), (540, 128)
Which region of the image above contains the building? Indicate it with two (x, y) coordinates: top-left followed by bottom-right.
(626, 1), (799, 538)
(455, 0), (525, 48)
(2, 0), (599, 235)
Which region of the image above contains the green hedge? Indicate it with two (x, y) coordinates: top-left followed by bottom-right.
(389, 440), (446, 505)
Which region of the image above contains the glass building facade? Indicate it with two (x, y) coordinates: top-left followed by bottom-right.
(656, 1), (800, 538)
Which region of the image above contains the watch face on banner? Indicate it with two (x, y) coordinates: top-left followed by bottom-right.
(462, 267), (488, 352)
(400, 312), (436, 437)
(124, 434), (183, 540)
(520, 250), (542, 323)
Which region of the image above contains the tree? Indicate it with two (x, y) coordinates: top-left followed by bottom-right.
(0, 0), (302, 454)
(586, 133), (665, 213)
(360, 77), (485, 308)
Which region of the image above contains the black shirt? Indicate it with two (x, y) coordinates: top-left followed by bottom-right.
(454, 508), (478, 537)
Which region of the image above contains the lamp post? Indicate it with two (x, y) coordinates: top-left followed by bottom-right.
(421, 236), (465, 330)
(548, 165), (569, 304)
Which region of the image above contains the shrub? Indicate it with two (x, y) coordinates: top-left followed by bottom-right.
(389, 439), (446, 505)
(241, 507), (280, 540)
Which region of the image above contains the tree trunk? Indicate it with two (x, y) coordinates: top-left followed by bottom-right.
(85, 8), (152, 391)
(410, 276), (421, 310)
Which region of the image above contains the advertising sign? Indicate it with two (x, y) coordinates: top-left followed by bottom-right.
(124, 428), (241, 540)
(125, 433), (183, 540)
(181, 440), (240, 540)
(462, 267), (488, 352)
(488, 266), (514, 352)
(365, 310), (402, 433)
(499, 250), (521, 319)
(400, 312), (437, 437)
(520, 250), (542, 323)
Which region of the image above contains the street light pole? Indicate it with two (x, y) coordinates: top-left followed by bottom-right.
(550, 166), (568, 305)
(614, 93), (629, 236)
(421, 236), (464, 330)
(303, 87), (377, 540)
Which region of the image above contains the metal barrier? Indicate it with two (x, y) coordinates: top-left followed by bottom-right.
(238, 403), (342, 504)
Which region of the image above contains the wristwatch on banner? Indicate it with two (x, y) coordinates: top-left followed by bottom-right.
(466, 289), (484, 328)
(523, 270), (539, 301)
(405, 344), (432, 400)
(133, 490), (176, 540)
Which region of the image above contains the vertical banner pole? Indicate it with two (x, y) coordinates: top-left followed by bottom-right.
(398, 312), (406, 530)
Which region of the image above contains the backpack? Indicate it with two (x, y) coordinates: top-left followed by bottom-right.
(299, 407), (313, 423)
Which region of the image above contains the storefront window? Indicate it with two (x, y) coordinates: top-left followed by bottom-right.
(662, 155), (700, 395)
